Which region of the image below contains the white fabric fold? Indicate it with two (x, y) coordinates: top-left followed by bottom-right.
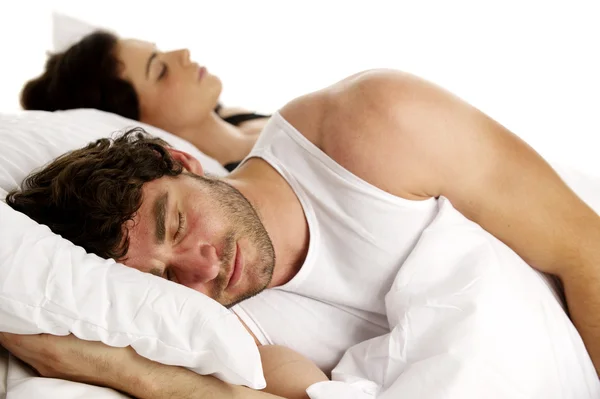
(308, 197), (599, 399)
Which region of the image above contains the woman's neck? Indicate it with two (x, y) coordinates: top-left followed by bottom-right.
(177, 112), (257, 165)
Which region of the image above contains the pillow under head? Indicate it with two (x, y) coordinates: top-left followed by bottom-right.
(0, 109), (264, 388)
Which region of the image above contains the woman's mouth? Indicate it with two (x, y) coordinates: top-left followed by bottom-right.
(198, 66), (206, 81)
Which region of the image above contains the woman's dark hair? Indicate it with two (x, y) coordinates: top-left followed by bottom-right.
(20, 31), (140, 120)
(5, 128), (183, 259)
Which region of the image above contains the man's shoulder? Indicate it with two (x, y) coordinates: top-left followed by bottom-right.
(279, 69), (431, 201)
(279, 69), (415, 149)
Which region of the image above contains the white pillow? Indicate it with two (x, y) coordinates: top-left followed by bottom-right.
(0, 109), (265, 389)
(52, 12), (101, 52)
(0, 108), (227, 196)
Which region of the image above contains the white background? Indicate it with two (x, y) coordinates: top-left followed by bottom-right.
(1, 0), (599, 172)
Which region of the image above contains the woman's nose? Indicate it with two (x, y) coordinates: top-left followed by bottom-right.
(165, 49), (191, 66)
(177, 49), (191, 65)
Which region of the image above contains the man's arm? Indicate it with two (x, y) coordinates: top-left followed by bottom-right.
(0, 333), (325, 399)
(118, 356), (286, 399)
(286, 69), (600, 373)
(119, 344), (326, 399)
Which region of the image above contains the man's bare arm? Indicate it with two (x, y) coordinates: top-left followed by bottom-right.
(300, 69), (600, 373)
(0, 333), (325, 399)
(116, 349), (315, 399)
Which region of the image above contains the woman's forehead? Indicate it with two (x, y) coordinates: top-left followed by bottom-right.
(115, 39), (156, 76)
(119, 38), (156, 52)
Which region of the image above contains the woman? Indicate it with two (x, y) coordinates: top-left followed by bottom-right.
(21, 31), (268, 171)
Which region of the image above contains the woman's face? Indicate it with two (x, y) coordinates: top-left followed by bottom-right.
(116, 39), (222, 131)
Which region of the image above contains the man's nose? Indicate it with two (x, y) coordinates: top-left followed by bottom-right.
(173, 243), (221, 289)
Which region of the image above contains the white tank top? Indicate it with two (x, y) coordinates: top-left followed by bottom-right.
(232, 112), (438, 373)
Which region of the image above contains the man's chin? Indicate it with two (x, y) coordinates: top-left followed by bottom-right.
(224, 281), (270, 309)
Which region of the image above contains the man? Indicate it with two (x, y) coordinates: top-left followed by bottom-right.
(2, 69), (600, 398)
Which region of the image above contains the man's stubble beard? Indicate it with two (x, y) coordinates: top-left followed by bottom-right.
(188, 173), (275, 308)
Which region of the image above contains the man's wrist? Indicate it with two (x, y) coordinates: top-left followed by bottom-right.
(98, 348), (161, 398)
(111, 352), (230, 399)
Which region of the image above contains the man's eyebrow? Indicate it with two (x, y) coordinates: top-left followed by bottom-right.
(146, 52), (158, 79)
(154, 191), (168, 244)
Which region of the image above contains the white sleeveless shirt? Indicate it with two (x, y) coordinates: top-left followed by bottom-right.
(232, 112), (438, 373)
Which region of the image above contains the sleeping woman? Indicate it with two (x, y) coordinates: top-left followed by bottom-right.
(21, 31), (268, 171)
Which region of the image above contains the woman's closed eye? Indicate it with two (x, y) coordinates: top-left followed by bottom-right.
(157, 62), (168, 81)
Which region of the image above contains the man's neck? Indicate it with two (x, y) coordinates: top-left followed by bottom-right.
(178, 113), (257, 165)
(226, 158), (309, 288)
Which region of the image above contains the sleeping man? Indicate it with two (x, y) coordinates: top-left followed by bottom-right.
(2, 69), (600, 398)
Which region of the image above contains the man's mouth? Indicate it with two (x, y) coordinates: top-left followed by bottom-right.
(226, 242), (243, 289)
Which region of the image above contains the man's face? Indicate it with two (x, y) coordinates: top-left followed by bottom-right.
(122, 172), (275, 308)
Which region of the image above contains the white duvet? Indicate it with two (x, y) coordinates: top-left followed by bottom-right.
(307, 196), (600, 399)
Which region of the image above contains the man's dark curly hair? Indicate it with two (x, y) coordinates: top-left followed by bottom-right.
(5, 128), (184, 259)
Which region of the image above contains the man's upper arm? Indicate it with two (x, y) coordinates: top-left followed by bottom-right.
(322, 69), (600, 276)
(319, 69), (600, 374)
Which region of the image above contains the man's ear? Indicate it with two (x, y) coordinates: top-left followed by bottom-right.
(167, 148), (204, 175)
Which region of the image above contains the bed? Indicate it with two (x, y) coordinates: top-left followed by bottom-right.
(2, 7), (600, 399)
(1, 107), (600, 398)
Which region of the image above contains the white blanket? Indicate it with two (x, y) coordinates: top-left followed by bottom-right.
(307, 196), (600, 398)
